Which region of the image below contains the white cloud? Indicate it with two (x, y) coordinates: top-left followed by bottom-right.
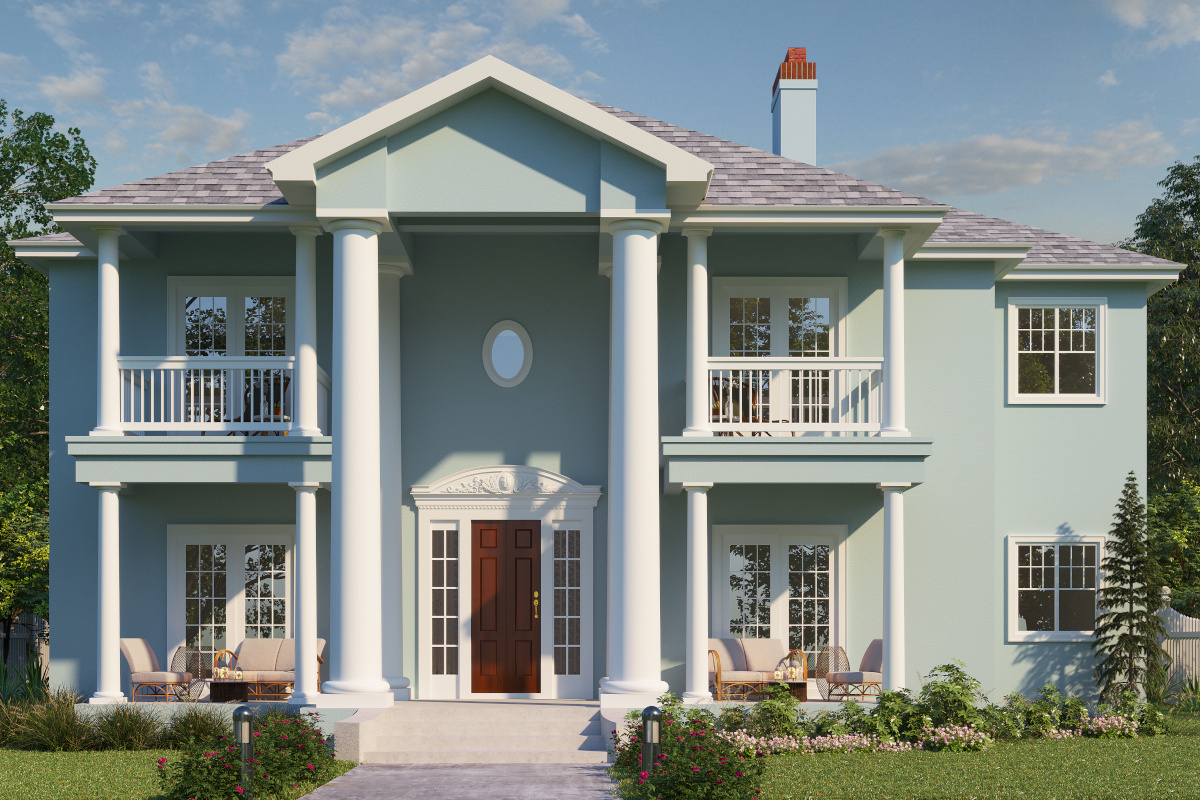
(1098, 69), (1120, 88)
(276, 1), (606, 116)
(828, 120), (1175, 198)
(39, 66), (108, 105)
(205, 0), (243, 25)
(0, 53), (31, 84)
(1106, 0), (1200, 48)
(138, 61), (174, 99)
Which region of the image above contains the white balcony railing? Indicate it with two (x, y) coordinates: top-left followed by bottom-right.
(707, 356), (884, 434)
(117, 356), (330, 434)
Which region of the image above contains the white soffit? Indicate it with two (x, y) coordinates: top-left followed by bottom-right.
(266, 56), (714, 208)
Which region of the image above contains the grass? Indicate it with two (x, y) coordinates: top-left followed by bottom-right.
(0, 748), (357, 800)
(760, 713), (1200, 800)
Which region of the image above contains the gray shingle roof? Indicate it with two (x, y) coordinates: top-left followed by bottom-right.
(31, 103), (1179, 269)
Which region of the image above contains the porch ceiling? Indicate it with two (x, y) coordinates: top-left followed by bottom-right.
(66, 436), (331, 484)
(660, 436), (933, 493)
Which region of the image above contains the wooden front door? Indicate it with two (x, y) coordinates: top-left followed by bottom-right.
(472, 520), (541, 693)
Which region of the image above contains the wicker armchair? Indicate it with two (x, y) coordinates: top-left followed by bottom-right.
(826, 638), (883, 699)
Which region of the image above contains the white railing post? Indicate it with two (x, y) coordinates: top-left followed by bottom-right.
(291, 225), (322, 436)
(683, 227), (711, 436)
(93, 227), (124, 435)
(881, 229), (909, 437)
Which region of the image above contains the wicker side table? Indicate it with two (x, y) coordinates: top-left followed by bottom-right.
(815, 645), (850, 701)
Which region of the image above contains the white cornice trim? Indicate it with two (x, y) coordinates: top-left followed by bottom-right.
(266, 56), (713, 208)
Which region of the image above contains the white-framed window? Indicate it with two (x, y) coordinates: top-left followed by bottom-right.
(166, 525), (294, 676)
(1007, 534), (1105, 643)
(711, 278), (847, 359)
(1007, 298), (1106, 405)
(168, 277), (295, 357)
(712, 525), (847, 668)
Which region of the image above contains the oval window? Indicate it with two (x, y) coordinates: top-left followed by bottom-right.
(483, 321), (533, 387)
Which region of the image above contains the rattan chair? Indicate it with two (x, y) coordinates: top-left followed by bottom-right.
(120, 638), (192, 701)
(826, 638), (883, 699)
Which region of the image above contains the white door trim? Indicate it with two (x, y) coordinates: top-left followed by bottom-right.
(411, 466), (601, 700)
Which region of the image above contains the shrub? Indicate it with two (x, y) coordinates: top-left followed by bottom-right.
(162, 705), (232, 749)
(921, 724), (992, 752)
(16, 689), (95, 751)
(1081, 714), (1138, 739)
(611, 694), (765, 800)
(93, 703), (164, 750)
(0, 650), (49, 703)
(743, 684), (802, 739)
(157, 710), (334, 800)
(916, 662), (985, 729)
(0, 699), (27, 746)
(979, 693), (1026, 741)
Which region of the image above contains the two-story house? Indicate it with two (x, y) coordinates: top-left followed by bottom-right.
(15, 51), (1180, 716)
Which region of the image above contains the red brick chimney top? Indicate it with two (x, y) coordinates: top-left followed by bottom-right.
(773, 47), (815, 96)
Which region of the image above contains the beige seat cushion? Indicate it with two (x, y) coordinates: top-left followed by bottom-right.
(716, 670), (776, 683)
(827, 671), (882, 684)
(236, 638), (283, 670)
(739, 638), (788, 672)
(859, 639), (884, 672)
(274, 638), (327, 671)
(239, 671), (294, 683)
(707, 638), (747, 673)
(120, 639), (161, 674)
(132, 671), (190, 683)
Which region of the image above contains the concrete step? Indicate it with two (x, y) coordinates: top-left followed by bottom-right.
(373, 717), (601, 737)
(384, 701), (599, 720)
(363, 749), (611, 765)
(373, 733), (606, 752)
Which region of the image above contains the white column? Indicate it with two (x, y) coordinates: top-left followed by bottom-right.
(289, 482), (321, 704)
(880, 229), (909, 437)
(602, 219), (669, 698)
(89, 483), (126, 703)
(379, 264), (411, 700)
(92, 227), (123, 435)
(683, 228), (712, 436)
(879, 482), (910, 692)
(683, 483), (712, 702)
(291, 225), (322, 436)
(323, 219), (391, 706)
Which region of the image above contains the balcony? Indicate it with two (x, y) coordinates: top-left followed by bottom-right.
(116, 356), (330, 435)
(706, 357), (883, 435)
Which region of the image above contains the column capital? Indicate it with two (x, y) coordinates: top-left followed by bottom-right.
(879, 227), (907, 240)
(602, 213), (668, 235)
(288, 224), (323, 237)
(326, 218), (386, 235)
(289, 481), (322, 491)
(378, 261), (413, 279)
(91, 225), (125, 236)
(89, 481), (127, 492)
(876, 482), (912, 493)
(682, 482), (713, 493)
(681, 226), (713, 239)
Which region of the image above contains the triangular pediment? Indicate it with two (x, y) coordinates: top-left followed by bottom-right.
(410, 465), (601, 505)
(266, 56), (711, 210)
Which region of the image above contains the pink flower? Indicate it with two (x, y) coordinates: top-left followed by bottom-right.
(691, 767), (701, 772)
(639, 771), (649, 780)
(253, 731), (262, 737)
(307, 763), (315, 770)
(156, 757), (167, 765)
(235, 788), (244, 795)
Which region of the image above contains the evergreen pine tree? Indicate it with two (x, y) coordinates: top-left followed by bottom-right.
(1092, 472), (1170, 703)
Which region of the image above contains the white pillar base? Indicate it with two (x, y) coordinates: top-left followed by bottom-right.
(879, 428), (911, 438)
(294, 691), (394, 709)
(681, 691), (713, 703)
(87, 693), (127, 704)
(599, 678), (670, 696)
(681, 428), (712, 437)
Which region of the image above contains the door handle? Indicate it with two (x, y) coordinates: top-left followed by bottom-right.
(534, 591), (539, 619)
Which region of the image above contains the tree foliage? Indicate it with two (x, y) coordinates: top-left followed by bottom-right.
(1092, 473), (1169, 704)
(1147, 480), (1200, 617)
(0, 99), (97, 638)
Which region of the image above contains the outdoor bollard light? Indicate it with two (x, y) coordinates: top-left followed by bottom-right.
(233, 705), (254, 799)
(641, 705), (662, 773)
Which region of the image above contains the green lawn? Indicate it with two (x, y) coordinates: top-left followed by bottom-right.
(761, 715), (1200, 800)
(0, 748), (356, 800)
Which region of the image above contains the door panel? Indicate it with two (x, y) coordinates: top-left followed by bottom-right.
(472, 520), (541, 693)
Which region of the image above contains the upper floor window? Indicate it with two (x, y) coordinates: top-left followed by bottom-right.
(1007, 297), (1106, 405)
(712, 278), (847, 358)
(170, 278), (294, 357)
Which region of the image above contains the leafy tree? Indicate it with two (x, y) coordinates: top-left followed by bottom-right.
(1147, 480), (1200, 617)
(0, 99), (98, 642)
(1119, 155), (1200, 493)
(1093, 472), (1169, 704)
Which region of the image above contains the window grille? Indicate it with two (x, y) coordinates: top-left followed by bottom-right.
(431, 529), (459, 675)
(554, 530), (581, 675)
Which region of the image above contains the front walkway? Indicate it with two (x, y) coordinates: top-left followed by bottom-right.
(302, 764), (613, 800)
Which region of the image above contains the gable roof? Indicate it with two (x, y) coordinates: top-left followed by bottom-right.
(34, 90), (1177, 271)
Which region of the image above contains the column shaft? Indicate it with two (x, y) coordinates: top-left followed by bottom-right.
(290, 484), (320, 703)
(683, 229), (711, 436)
(379, 268), (410, 699)
(881, 229), (908, 436)
(93, 228), (122, 435)
(90, 485), (125, 703)
(880, 484), (908, 691)
(604, 220), (668, 697)
(683, 485), (712, 701)
(324, 220), (389, 701)
(292, 226), (321, 436)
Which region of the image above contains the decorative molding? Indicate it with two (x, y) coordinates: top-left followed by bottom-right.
(411, 465), (601, 509)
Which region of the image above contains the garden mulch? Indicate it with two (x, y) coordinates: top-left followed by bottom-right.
(300, 763), (614, 799)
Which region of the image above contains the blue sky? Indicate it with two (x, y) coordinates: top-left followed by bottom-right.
(2, 0), (1199, 245)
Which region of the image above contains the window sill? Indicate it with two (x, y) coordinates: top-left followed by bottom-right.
(1007, 395), (1106, 406)
(1007, 631), (1095, 644)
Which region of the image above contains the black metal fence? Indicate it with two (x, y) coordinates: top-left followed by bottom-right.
(1, 613), (49, 679)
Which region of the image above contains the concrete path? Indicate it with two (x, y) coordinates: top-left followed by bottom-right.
(302, 763), (615, 799)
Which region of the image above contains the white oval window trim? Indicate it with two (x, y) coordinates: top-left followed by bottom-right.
(483, 320), (533, 388)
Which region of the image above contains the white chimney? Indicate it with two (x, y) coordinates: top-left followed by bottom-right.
(771, 48), (817, 165)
